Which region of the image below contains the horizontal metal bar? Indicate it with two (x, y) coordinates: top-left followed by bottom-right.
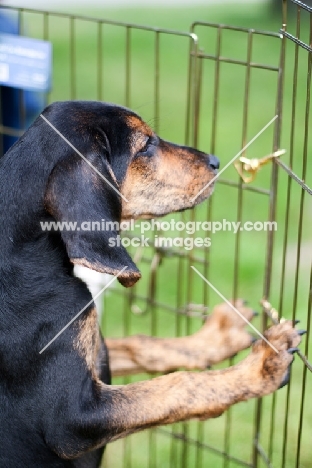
(280, 30), (312, 53)
(219, 178), (271, 195)
(109, 288), (210, 318)
(275, 159), (312, 195)
(0, 4), (198, 39)
(291, 0), (312, 13)
(195, 52), (280, 72)
(156, 428), (253, 467)
(0, 125), (24, 138)
(191, 21), (281, 39)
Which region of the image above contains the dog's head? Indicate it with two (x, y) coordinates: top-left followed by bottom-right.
(43, 101), (219, 287)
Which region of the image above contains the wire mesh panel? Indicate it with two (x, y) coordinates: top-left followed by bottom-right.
(98, 21), (285, 468)
(269, 1), (311, 467)
(0, 7), (199, 151)
(179, 22), (284, 468)
(0, 3), (310, 468)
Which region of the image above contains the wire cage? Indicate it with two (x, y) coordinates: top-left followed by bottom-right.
(0, 0), (311, 467)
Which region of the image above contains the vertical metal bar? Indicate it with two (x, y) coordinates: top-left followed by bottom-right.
(149, 261), (158, 467)
(170, 291), (182, 466)
(193, 54), (203, 149)
(70, 17), (76, 100)
(195, 27), (219, 356)
(266, 4), (290, 465)
(233, 28), (252, 305)
(282, 0), (288, 32)
(97, 22), (103, 101)
(154, 31), (160, 134)
(191, 37), (199, 149)
(125, 26), (131, 108)
(278, 0), (300, 337)
(279, 16), (300, 466)
(147, 33), (161, 466)
(195, 407), (204, 468)
(43, 13), (51, 104)
(123, 288), (132, 468)
(253, 15), (285, 466)
(234, 27), (252, 317)
(146, 31), (161, 468)
(181, 209), (196, 468)
(183, 34), (204, 466)
(263, 11), (286, 306)
(294, 12), (312, 468)
(43, 12), (49, 41)
(267, 393), (276, 462)
(296, 266), (312, 467)
(282, 7), (311, 467)
(227, 29), (252, 468)
(256, 108), (281, 463)
(211, 26), (222, 155)
(192, 47), (208, 468)
(184, 39), (201, 468)
(122, 10), (132, 449)
(185, 34), (199, 146)
(185, 37), (193, 146)
(170, 215), (187, 466)
(203, 21), (222, 333)
(170, 33), (194, 456)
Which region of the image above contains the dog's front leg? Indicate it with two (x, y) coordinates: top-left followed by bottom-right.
(106, 300), (256, 376)
(48, 321), (301, 459)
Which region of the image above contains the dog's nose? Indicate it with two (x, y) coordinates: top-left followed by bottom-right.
(208, 155), (220, 170)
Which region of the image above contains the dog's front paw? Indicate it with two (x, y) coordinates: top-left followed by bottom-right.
(246, 321), (303, 395)
(194, 299), (257, 365)
(209, 298), (257, 329)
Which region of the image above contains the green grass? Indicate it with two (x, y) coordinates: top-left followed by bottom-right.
(18, 2), (312, 467)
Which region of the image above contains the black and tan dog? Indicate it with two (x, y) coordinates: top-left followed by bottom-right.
(0, 101), (302, 467)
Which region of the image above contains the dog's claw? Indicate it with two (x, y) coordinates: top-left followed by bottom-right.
(252, 311), (259, 317)
(279, 367), (291, 389)
(297, 330), (307, 336)
(288, 347), (300, 354)
(294, 319), (300, 325)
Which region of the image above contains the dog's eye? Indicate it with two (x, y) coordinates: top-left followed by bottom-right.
(139, 137), (155, 156)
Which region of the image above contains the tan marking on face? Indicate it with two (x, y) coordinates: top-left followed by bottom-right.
(74, 307), (100, 375)
(121, 139), (216, 219)
(125, 115), (154, 156)
(126, 115), (154, 135)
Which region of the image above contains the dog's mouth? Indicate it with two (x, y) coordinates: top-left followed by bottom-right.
(122, 187), (216, 221)
(122, 213), (166, 221)
(121, 177), (217, 221)
(192, 180), (216, 203)
(121, 156), (218, 221)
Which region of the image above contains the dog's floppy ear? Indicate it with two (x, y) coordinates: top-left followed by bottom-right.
(44, 152), (141, 287)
